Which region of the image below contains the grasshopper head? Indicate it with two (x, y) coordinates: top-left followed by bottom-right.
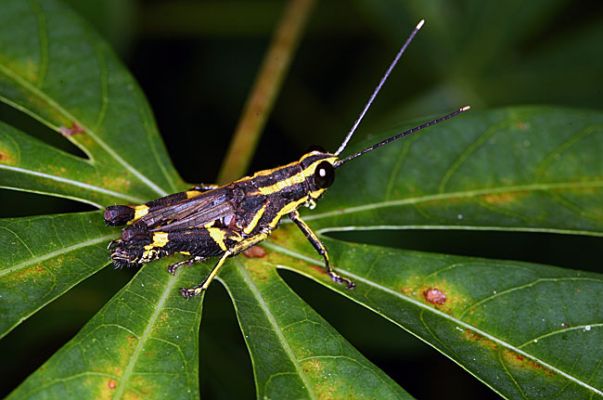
(298, 148), (338, 200)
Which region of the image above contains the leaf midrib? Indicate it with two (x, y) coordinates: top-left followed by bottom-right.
(303, 179), (603, 222)
(264, 241), (603, 397)
(235, 262), (317, 400)
(0, 165), (145, 205)
(0, 233), (114, 278)
(112, 273), (178, 399)
(0, 60), (168, 197)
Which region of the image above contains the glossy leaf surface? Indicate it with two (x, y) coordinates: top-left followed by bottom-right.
(8, 258), (205, 400)
(306, 107), (603, 237)
(1, 0), (602, 399)
(264, 229), (603, 399)
(220, 258), (414, 399)
(0, 0), (183, 206)
(0, 211), (112, 339)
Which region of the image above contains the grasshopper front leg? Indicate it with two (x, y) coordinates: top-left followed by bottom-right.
(180, 232), (270, 298)
(289, 210), (355, 289)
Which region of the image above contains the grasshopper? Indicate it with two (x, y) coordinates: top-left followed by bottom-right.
(104, 20), (470, 298)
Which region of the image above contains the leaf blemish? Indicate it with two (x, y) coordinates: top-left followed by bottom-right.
(309, 264), (328, 276)
(108, 379), (117, 389)
(463, 329), (497, 350)
(243, 246), (267, 258)
(59, 122), (85, 136)
(0, 150), (15, 165)
(423, 287), (447, 305)
(482, 191), (523, 204)
(502, 349), (554, 376)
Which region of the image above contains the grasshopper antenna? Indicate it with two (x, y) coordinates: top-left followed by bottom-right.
(335, 106), (471, 167)
(334, 19), (425, 156)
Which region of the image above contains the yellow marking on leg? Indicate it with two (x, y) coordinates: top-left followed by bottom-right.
(268, 197), (308, 230)
(180, 251), (191, 256)
(200, 252), (229, 291)
(184, 234), (269, 296)
(189, 252), (230, 296)
(231, 233), (269, 254)
(243, 204), (267, 235)
(207, 227), (228, 251)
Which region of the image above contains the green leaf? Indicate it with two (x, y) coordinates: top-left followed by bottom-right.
(306, 107), (603, 236)
(265, 229), (603, 399)
(0, 211), (113, 339)
(0, 123), (146, 205)
(2, 1), (602, 398)
(0, 0), (183, 204)
(220, 258), (414, 399)
(7, 258), (205, 400)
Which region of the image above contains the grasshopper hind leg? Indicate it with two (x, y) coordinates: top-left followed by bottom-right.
(180, 252), (230, 298)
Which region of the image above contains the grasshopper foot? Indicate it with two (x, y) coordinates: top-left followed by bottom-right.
(329, 272), (356, 289)
(180, 286), (204, 298)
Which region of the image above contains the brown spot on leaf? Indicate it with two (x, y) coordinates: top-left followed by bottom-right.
(59, 122), (85, 136)
(0, 150), (15, 165)
(463, 329), (498, 350)
(516, 121), (529, 130)
(108, 379), (117, 389)
(243, 246), (266, 258)
(301, 358), (322, 374)
(102, 176), (132, 190)
(309, 265), (327, 275)
(482, 191), (522, 204)
(502, 349), (554, 376)
(424, 288), (447, 305)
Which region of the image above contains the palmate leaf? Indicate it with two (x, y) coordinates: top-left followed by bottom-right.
(264, 230), (603, 399)
(0, 0), (415, 398)
(0, 0), (183, 205)
(220, 259), (413, 399)
(1, 1), (602, 400)
(307, 107), (603, 235)
(0, 212), (112, 339)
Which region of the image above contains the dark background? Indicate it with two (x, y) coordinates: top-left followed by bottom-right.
(1, 1), (602, 399)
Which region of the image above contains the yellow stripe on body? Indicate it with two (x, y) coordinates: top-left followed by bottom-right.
(234, 153), (335, 185)
(268, 197), (309, 231)
(257, 174), (305, 196)
(244, 204), (267, 235)
(186, 190), (202, 199)
(144, 231), (169, 251)
(256, 157), (337, 196)
(207, 227), (228, 251)
(129, 205), (149, 223)
(141, 231), (169, 260)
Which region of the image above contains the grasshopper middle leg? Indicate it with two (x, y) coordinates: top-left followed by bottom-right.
(289, 210), (355, 289)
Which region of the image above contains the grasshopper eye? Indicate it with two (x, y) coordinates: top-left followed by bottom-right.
(314, 161), (335, 188)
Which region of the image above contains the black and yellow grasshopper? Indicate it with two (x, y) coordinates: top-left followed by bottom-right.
(104, 20), (470, 298)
